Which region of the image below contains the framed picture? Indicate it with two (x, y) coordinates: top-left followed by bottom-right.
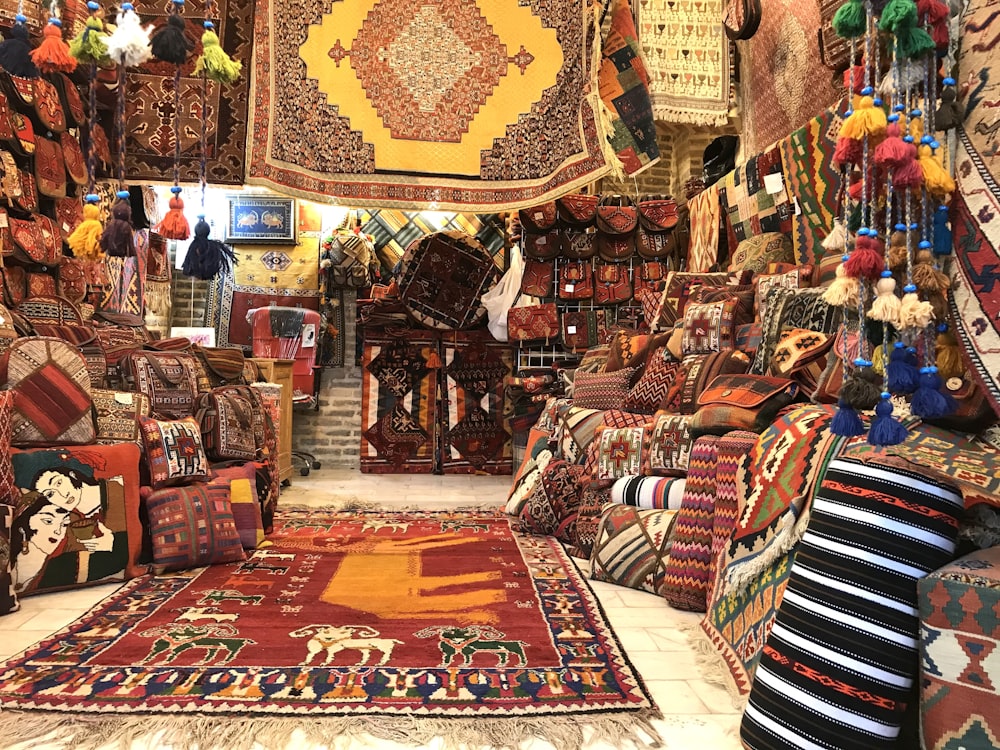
(170, 327), (216, 347)
(225, 195), (297, 244)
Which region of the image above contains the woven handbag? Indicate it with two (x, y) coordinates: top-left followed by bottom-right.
(30, 322), (105, 388)
(596, 194), (638, 262)
(508, 302), (560, 344)
(521, 259), (555, 298)
(561, 309), (607, 353)
(196, 385), (262, 461)
(190, 345), (247, 392)
(558, 261), (594, 300)
(556, 193), (599, 228)
(594, 263), (633, 305)
(30, 77), (66, 133)
(122, 350), (200, 419)
(33, 135), (65, 198)
(60, 131), (88, 186)
(636, 195), (678, 260)
(92, 388), (151, 444)
(690, 374), (799, 436)
(0, 336), (96, 446)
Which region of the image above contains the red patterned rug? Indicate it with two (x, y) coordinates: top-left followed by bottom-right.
(0, 509), (659, 749)
(246, 0), (615, 210)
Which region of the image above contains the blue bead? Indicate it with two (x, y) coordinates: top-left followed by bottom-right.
(49, 17), (61, 26)
(204, 20), (214, 27)
(881, 269), (893, 278)
(85, 193), (100, 203)
(15, 13), (25, 21)
(853, 357), (866, 367)
(887, 114), (899, 123)
(938, 204), (949, 212)
(904, 283), (917, 293)
(880, 392), (891, 399)
(910, 223), (919, 230)
(197, 214), (206, 220)
(907, 346), (917, 354)
(937, 323), (948, 332)
(903, 135), (914, 143)
(919, 240), (932, 249)
(894, 222), (907, 231)
(873, 97), (883, 106)
(911, 108), (923, 117)
(861, 86), (874, 96)
(170, 186), (182, 194)
(943, 77), (955, 86)
(921, 135), (933, 144)
(116, 190), (130, 199)
(842, 254), (850, 262)
(893, 340), (905, 349)
(858, 227), (870, 236)
(172, 0), (184, 4)
(894, 104), (906, 112)
(845, 110), (854, 118)
(122, 2), (134, 9)
(869, 231), (879, 239)
(930, 140), (940, 150)
(87, 1), (99, 9)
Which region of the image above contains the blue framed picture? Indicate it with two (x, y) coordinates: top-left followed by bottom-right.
(225, 195), (297, 243)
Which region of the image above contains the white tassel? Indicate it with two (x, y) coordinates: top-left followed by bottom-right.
(105, 7), (153, 68)
(878, 59), (927, 98)
(822, 264), (860, 307)
(899, 293), (935, 329)
(821, 219), (847, 254)
(867, 277), (901, 325)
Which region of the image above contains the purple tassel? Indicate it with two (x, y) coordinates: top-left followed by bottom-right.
(182, 216), (238, 280)
(909, 366), (955, 419)
(886, 343), (920, 394)
(831, 398), (866, 437)
(868, 394), (908, 445)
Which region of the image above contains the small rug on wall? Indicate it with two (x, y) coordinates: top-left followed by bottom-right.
(246, 0), (616, 210)
(0, 508), (660, 749)
(951, 0), (1000, 416)
(125, 0), (253, 185)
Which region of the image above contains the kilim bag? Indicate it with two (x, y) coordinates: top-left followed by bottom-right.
(0, 336), (96, 446)
(523, 230), (561, 261)
(634, 261), (667, 298)
(13, 168), (36, 212)
(596, 194), (638, 262)
(521, 259), (555, 298)
(30, 321), (105, 388)
(558, 261), (594, 300)
(561, 309), (607, 353)
(26, 271), (56, 298)
(322, 231), (376, 288)
(556, 193), (599, 228)
(0, 266), (26, 308)
(30, 76), (66, 133)
(0, 91), (18, 147)
(690, 374), (799, 436)
(93, 325), (147, 388)
(594, 263), (633, 304)
(560, 228), (598, 260)
(56, 257), (88, 303)
(519, 202), (558, 233)
(56, 73), (86, 127)
(91, 388), (151, 445)
(520, 203), (561, 260)
(0, 154), (20, 207)
(15, 294), (83, 325)
(121, 349), (200, 419)
(196, 385), (262, 462)
(60, 130), (87, 186)
(190, 345), (247, 392)
(9, 214), (62, 266)
(33, 135), (65, 198)
(636, 194), (679, 260)
(508, 302), (560, 344)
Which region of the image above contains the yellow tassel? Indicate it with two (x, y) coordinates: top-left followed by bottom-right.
(918, 145), (957, 197)
(899, 292), (934, 329)
(822, 264), (860, 307)
(68, 203), (105, 260)
(935, 330), (964, 379)
(871, 344), (886, 376)
(840, 96), (887, 139)
(909, 117), (924, 143)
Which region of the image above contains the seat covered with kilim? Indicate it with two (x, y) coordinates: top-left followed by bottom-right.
(919, 545), (1000, 750)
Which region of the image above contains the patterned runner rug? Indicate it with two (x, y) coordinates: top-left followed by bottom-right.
(0, 508), (660, 749)
(246, 0), (616, 210)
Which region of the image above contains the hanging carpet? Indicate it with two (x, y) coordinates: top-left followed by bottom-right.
(0, 508), (660, 749)
(124, 0), (253, 185)
(951, 0), (1000, 416)
(246, 0), (616, 210)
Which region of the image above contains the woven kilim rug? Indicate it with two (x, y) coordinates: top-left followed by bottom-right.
(0, 509), (659, 749)
(124, 0), (253, 184)
(246, 0), (617, 210)
(951, 0), (1000, 416)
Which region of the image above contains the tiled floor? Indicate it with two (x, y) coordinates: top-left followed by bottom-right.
(0, 472), (743, 750)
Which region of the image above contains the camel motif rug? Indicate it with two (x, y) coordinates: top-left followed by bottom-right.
(0, 509), (659, 749)
(246, 0), (615, 210)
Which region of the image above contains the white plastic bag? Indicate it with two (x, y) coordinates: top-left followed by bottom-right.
(482, 246), (525, 342)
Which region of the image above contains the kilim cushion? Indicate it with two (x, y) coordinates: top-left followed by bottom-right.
(623, 346), (680, 414)
(92, 388), (151, 446)
(516, 459), (585, 544)
(593, 425), (647, 485)
(591, 504), (678, 594)
(139, 416), (210, 490)
(919, 545), (1000, 750)
(750, 287), (841, 375)
(572, 368), (636, 411)
(664, 350), (752, 415)
(0, 505), (17, 615)
(754, 266), (812, 319)
(719, 145), (793, 250)
(1, 336), (95, 446)
(661, 434), (721, 611)
(567, 484), (614, 559)
(506, 427), (554, 513)
(681, 298), (738, 356)
(605, 329), (668, 372)
(0, 392), (16, 505)
(610, 475), (686, 509)
(728, 232), (794, 276)
(735, 323), (763, 358)
(653, 271), (730, 330)
(209, 463), (264, 550)
(708, 431), (759, 604)
(741, 458), (964, 750)
(642, 412), (695, 476)
(554, 406), (604, 464)
(144, 482), (247, 573)
(576, 343), (611, 374)
(691, 284), (756, 327)
(505, 449), (553, 517)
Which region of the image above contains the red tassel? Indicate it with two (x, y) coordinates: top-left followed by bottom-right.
(893, 154), (924, 188)
(31, 21), (78, 73)
(844, 235), (885, 281)
(932, 20), (949, 49)
(157, 195), (191, 240)
(874, 123), (911, 168)
(424, 348), (442, 368)
(835, 136), (863, 167)
(917, 0), (949, 23)
(843, 66), (867, 95)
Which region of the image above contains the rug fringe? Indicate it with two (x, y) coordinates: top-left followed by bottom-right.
(0, 709), (665, 750)
(724, 504), (811, 597)
(650, 105), (730, 127)
(681, 622), (749, 713)
(276, 500), (507, 513)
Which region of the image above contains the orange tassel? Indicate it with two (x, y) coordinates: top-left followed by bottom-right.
(157, 194), (191, 240)
(31, 20), (78, 73)
(424, 348), (442, 369)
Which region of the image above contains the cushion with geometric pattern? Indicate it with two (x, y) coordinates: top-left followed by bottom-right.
(139, 416), (209, 489)
(682, 298), (738, 357)
(145, 481), (246, 572)
(591, 504), (678, 594)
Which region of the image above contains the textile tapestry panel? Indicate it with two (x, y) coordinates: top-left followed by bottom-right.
(440, 334), (513, 475)
(125, 0), (253, 184)
(246, 0), (615, 210)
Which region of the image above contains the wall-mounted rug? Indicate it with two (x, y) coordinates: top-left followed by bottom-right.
(0, 508), (660, 749)
(125, 0), (253, 184)
(246, 0), (615, 210)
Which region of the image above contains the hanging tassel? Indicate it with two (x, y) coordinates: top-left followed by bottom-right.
(31, 18), (78, 73)
(933, 204), (953, 256)
(823, 263), (861, 306)
(871, 343), (886, 376)
(847, 201), (864, 232)
(100, 191), (136, 257)
(879, 0), (918, 32)
(68, 195), (105, 260)
(935, 327), (964, 379)
(916, 0), (949, 23)
(834, 136), (864, 166)
(105, 3), (154, 68)
(843, 65), (867, 95)
(868, 393), (909, 445)
(70, 9), (110, 65)
(157, 186), (191, 240)
(897, 24), (937, 59)
(193, 22), (242, 84)
(918, 143), (957, 196)
(182, 215), (238, 280)
(910, 366), (955, 419)
(841, 95), (888, 139)
(893, 154), (924, 189)
(874, 122), (911, 168)
(913, 246), (951, 292)
(898, 285), (935, 328)
(842, 367), (883, 410)
(844, 232), (886, 281)
(833, 0), (867, 38)
(935, 78), (962, 131)
(822, 219), (847, 254)
(878, 59), (931, 99)
(151, 11), (192, 65)
(887, 231), (909, 269)
(0, 17), (40, 77)
(868, 273), (902, 324)
(424, 348), (442, 369)
(887, 341), (920, 393)
(831, 399), (866, 436)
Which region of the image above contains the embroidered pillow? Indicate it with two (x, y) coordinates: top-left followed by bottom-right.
(691, 284), (756, 327)
(576, 343), (612, 374)
(572, 368), (637, 411)
(0, 505), (17, 615)
(507, 426), (555, 513)
(145, 482), (247, 572)
(623, 346), (681, 414)
(728, 232), (794, 275)
(591, 504), (678, 594)
(593, 425), (647, 485)
(755, 266), (813, 319)
(643, 412), (695, 476)
(555, 406), (605, 464)
(139, 416), (210, 489)
(516, 459), (585, 542)
(681, 298), (738, 356)
(567, 485), (614, 559)
(654, 272), (730, 330)
(209, 463), (264, 550)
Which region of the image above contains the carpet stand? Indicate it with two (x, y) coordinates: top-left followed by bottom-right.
(0, 508), (661, 750)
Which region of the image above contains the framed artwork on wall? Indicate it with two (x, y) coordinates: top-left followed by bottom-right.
(225, 195), (297, 244)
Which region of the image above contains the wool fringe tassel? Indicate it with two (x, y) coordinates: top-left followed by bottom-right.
(682, 622), (750, 711)
(0, 710), (665, 750)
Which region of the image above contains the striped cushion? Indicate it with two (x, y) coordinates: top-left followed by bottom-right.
(661, 435), (721, 611)
(741, 458), (963, 750)
(591, 504), (678, 594)
(623, 346), (679, 414)
(555, 406), (604, 464)
(610, 476), (686, 509)
(572, 368), (636, 411)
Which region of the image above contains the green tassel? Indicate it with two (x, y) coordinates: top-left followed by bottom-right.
(847, 201), (863, 232)
(69, 16), (110, 66)
(833, 0), (866, 38)
(878, 0), (918, 32)
(193, 30), (241, 84)
(897, 25), (936, 59)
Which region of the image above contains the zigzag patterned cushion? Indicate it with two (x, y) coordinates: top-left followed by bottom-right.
(591, 504), (678, 594)
(741, 458), (963, 750)
(709, 430), (759, 603)
(572, 368), (636, 411)
(919, 545), (1000, 750)
(661, 435), (721, 611)
(623, 346), (680, 414)
(610, 475), (686, 509)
